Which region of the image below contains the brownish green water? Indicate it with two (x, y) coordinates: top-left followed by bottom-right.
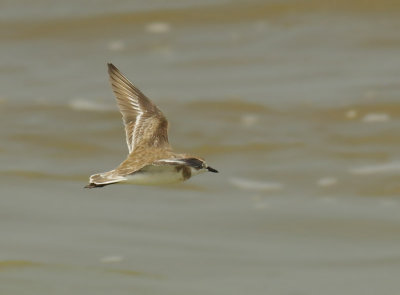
(1, 0), (400, 294)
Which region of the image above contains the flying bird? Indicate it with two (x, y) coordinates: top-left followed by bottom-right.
(85, 64), (218, 188)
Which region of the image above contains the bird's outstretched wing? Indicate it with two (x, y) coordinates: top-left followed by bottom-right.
(107, 63), (169, 153)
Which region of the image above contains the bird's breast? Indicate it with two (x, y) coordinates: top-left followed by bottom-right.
(124, 164), (192, 185)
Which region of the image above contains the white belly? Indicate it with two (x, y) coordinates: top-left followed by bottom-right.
(124, 165), (188, 185)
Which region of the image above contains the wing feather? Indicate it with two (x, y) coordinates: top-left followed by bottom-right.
(107, 63), (169, 153)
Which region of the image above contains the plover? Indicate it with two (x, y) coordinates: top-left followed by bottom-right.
(85, 63), (218, 188)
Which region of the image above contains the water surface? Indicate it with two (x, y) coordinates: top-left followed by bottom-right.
(1, 1), (400, 294)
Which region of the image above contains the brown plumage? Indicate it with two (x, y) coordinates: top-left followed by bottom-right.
(85, 63), (218, 188)
(108, 63), (169, 152)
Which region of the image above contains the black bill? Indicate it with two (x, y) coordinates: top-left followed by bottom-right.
(207, 166), (219, 173)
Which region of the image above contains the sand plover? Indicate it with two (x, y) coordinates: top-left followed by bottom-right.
(85, 63), (218, 188)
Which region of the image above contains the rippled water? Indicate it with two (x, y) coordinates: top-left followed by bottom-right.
(1, 0), (400, 294)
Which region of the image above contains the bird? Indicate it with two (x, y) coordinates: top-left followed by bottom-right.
(85, 63), (218, 188)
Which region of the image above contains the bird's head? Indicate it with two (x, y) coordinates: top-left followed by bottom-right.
(184, 157), (219, 174)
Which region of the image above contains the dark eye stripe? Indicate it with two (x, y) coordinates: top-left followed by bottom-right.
(183, 158), (203, 169)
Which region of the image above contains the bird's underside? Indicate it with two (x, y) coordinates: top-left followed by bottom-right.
(85, 148), (197, 188)
(85, 162), (193, 188)
(85, 147), (188, 188)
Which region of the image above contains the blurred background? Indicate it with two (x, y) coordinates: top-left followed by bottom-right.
(1, 0), (400, 294)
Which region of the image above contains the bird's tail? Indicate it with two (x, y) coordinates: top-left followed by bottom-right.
(84, 182), (106, 189)
(84, 170), (126, 189)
